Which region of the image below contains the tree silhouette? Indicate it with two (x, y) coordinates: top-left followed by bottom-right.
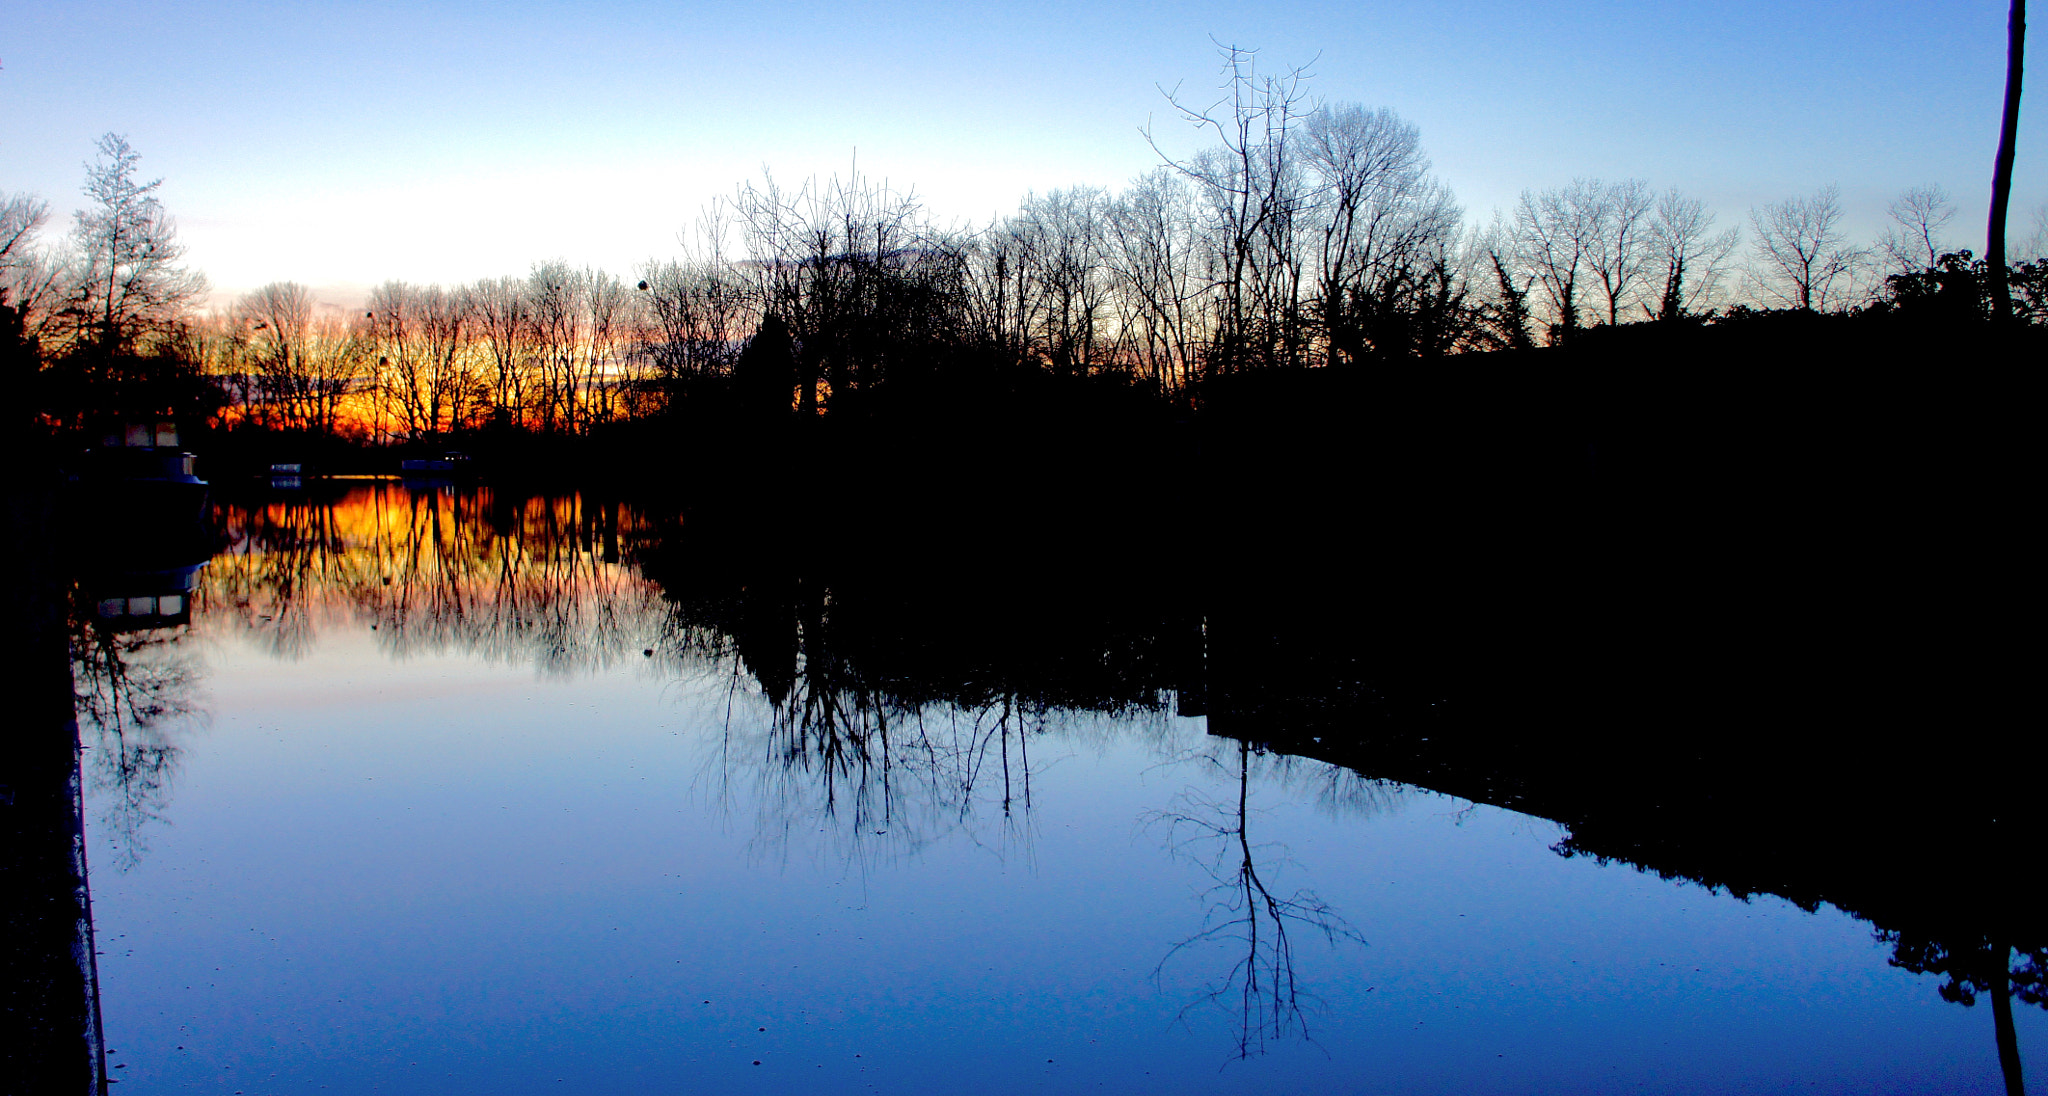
(1886, 931), (2042, 1095)
(1748, 185), (1866, 312)
(63, 134), (205, 356)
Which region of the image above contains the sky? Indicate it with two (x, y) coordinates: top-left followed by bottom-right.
(3, 0), (2038, 305)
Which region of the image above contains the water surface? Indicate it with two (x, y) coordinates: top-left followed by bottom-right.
(73, 484), (2038, 1094)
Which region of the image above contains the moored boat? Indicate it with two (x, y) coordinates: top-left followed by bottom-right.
(76, 421), (209, 528)
(399, 450), (470, 475)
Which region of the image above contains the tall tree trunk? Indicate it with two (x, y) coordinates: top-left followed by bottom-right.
(1989, 0), (2027, 322)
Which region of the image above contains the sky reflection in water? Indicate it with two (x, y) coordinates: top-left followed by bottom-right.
(78, 485), (2036, 1094)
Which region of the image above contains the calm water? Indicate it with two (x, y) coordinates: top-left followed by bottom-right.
(70, 484), (2037, 1094)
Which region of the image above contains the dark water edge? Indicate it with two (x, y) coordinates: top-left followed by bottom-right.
(3, 480), (108, 1095)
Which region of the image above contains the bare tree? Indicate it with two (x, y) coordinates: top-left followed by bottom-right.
(639, 258), (753, 388)
(237, 282), (316, 430)
(1303, 104), (1419, 356)
(0, 191), (49, 268)
(1879, 184), (1957, 273)
(731, 167), (932, 412)
(367, 282), (434, 439)
(234, 282), (371, 436)
(2017, 202), (2048, 263)
(1151, 44), (1318, 373)
(0, 190), (62, 339)
(183, 314), (258, 427)
(1585, 178), (1654, 325)
(528, 262), (588, 432)
(958, 218), (1031, 367)
(1749, 185), (1867, 312)
(1102, 169), (1204, 393)
(1513, 179), (1604, 341)
(470, 276), (533, 427)
(583, 268), (632, 426)
(641, 204), (756, 401)
(1487, 248), (1537, 350)
(415, 285), (475, 434)
(1645, 189), (1741, 320)
(1008, 187), (1112, 374)
(733, 171), (824, 413)
(63, 134), (206, 353)
(308, 311), (371, 438)
(1299, 104), (1461, 363)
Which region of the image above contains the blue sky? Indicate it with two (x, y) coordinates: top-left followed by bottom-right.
(3, 0), (2036, 299)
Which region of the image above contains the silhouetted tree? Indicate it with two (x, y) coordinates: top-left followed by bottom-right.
(1008, 186), (1113, 375)
(1300, 104), (1459, 365)
(235, 282), (366, 436)
(1880, 184), (1958, 274)
(17, 138), (213, 436)
(1646, 189), (1741, 321)
(1, 288), (38, 440)
(733, 313), (796, 418)
(61, 134), (205, 357)
(527, 263), (591, 433)
(1585, 178), (1654, 325)
(1878, 249), (2048, 326)
(1152, 44), (1318, 374)
(1486, 250), (1536, 350)
(0, 192), (48, 264)
(583, 268), (633, 427)
(732, 167), (940, 411)
(1513, 179), (1603, 342)
(1749, 185), (1866, 311)
(639, 246), (754, 401)
(0, 192), (62, 347)
(1102, 169), (1205, 393)
(469, 275), (532, 427)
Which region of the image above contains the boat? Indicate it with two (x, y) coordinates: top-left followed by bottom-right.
(399, 451), (470, 475)
(86, 562), (208, 630)
(78, 421), (209, 527)
(399, 450), (471, 489)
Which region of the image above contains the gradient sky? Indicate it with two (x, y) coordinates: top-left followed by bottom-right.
(4, 0), (2037, 303)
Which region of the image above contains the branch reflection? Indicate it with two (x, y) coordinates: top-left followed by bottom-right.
(1147, 738), (1379, 1060)
(208, 484), (676, 674)
(70, 567), (205, 872)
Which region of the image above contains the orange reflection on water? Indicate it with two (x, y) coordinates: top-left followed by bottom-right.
(203, 484), (674, 672)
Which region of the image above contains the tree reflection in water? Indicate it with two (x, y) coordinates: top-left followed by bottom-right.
(195, 484), (1070, 874)
(1887, 933), (2042, 1094)
(716, 684), (1052, 872)
(70, 598), (202, 873)
(77, 482), (2040, 1082)
(193, 483), (1376, 1052)
(1146, 738), (1383, 1060)
(206, 484), (683, 675)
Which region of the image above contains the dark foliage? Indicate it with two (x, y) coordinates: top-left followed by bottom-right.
(36, 338), (222, 443)
(1875, 249), (2048, 326)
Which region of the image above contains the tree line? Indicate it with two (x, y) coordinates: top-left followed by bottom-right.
(4, 52), (2044, 444)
